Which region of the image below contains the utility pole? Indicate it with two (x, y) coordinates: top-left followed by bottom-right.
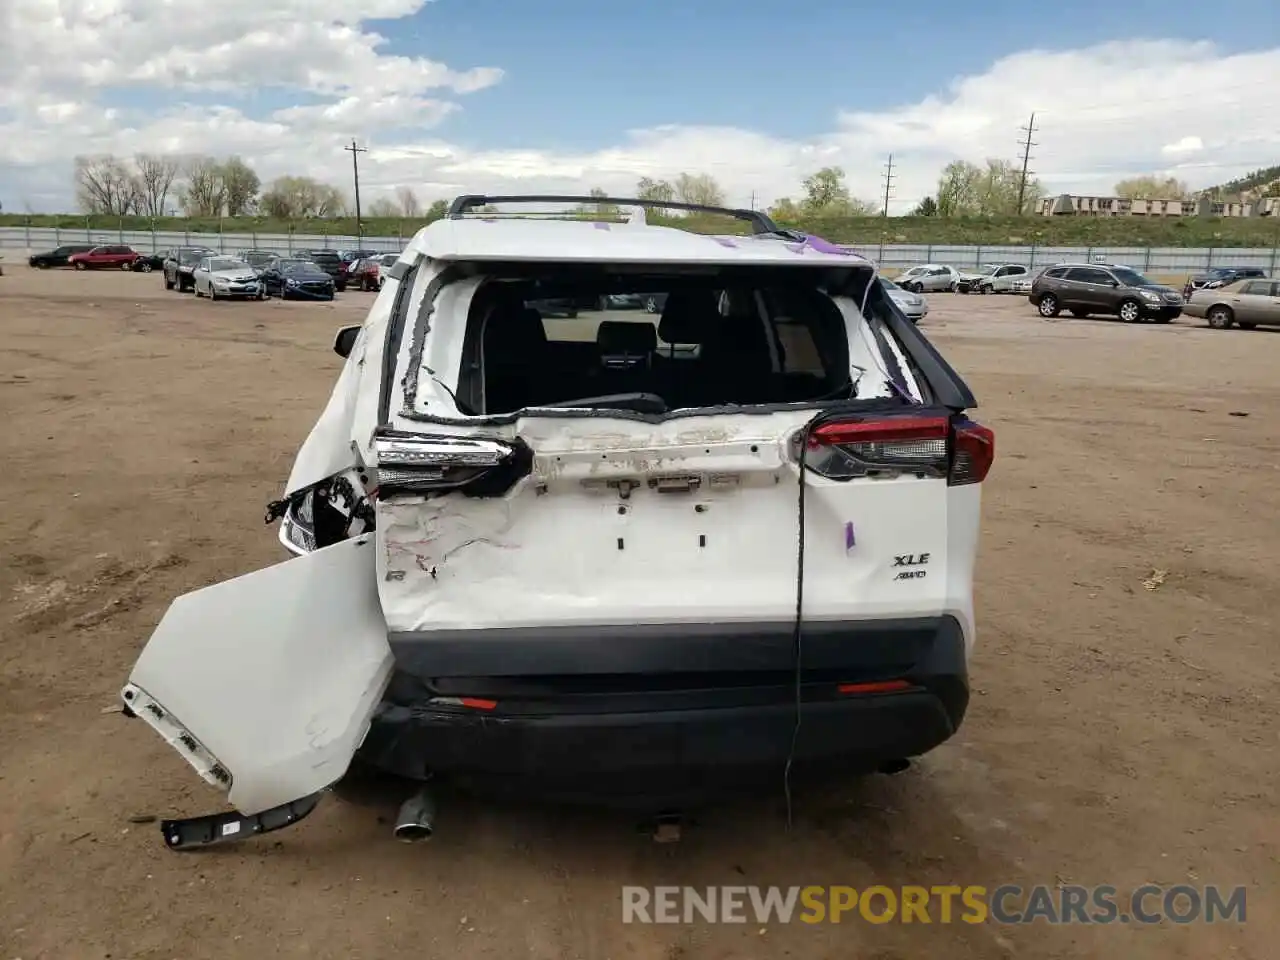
(344, 139), (368, 238)
(881, 154), (895, 217)
(1016, 113), (1038, 215)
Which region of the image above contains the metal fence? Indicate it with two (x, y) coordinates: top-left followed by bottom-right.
(2, 226), (1278, 275)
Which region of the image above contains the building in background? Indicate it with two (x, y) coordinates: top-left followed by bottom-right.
(1040, 195), (1280, 218)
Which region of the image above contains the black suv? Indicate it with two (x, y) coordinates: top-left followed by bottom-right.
(163, 246), (217, 292)
(28, 244), (97, 268)
(1182, 266), (1267, 300)
(293, 249), (348, 291)
(1029, 263), (1183, 323)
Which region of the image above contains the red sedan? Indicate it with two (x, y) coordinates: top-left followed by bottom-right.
(68, 245), (141, 270)
(349, 257), (383, 291)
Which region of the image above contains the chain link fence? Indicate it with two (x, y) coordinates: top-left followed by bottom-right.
(3, 225), (1278, 276)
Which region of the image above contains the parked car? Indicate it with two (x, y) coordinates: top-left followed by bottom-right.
(67, 245), (140, 270)
(28, 244), (97, 268)
(896, 264), (960, 293)
(958, 263), (1028, 294)
(236, 250), (280, 274)
(1029, 262), (1183, 322)
(376, 253), (400, 289)
(1181, 266), (1267, 300)
(293, 249), (348, 291)
(130, 252), (165, 273)
(257, 258), (336, 300)
(348, 258), (383, 292)
(1009, 275), (1034, 295)
(192, 256), (264, 300)
(338, 248), (380, 265)
(163, 247), (218, 292)
(119, 193), (993, 847)
(1183, 277), (1280, 330)
(881, 278), (928, 323)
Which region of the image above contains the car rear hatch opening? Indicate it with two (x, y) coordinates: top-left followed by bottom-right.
(371, 259), (986, 637)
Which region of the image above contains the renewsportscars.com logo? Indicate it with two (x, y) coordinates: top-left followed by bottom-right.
(621, 885), (1247, 925)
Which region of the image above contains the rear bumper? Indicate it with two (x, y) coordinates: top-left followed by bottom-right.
(282, 286), (335, 300)
(359, 616), (970, 805)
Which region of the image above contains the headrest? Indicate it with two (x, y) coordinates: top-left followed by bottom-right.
(597, 320), (657, 355)
(658, 289), (720, 344)
(485, 304), (548, 354)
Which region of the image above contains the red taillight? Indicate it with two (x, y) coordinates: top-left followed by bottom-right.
(950, 419), (994, 486)
(798, 415), (994, 486)
(838, 679), (912, 695)
(809, 416), (949, 447)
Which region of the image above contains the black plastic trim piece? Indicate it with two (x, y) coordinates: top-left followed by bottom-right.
(870, 282), (977, 410)
(394, 395), (909, 428)
(377, 262), (420, 425)
(448, 194), (780, 235)
(159, 793), (321, 850)
(389, 615), (966, 679)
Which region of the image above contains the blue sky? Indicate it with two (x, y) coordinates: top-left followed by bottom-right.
(382, 0), (1280, 149)
(2, 0), (1279, 212)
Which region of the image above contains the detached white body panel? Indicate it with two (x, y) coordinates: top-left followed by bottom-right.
(123, 536), (393, 815)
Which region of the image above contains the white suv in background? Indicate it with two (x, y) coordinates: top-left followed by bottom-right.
(121, 196), (995, 847)
(896, 264), (961, 293)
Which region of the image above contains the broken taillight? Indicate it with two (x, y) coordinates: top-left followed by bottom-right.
(796, 414), (993, 485)
(373, 434), (525, 495)
(948, 418), (995, 486)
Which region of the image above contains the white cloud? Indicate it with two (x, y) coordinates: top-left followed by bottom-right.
(1162, 136), (1204, 156)
(1, 20), (1278, 214)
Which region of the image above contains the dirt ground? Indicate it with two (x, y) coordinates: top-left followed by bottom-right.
(1, 268), (1277, 960)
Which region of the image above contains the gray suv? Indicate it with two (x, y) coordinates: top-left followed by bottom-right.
(1029, 263), (1183, 323)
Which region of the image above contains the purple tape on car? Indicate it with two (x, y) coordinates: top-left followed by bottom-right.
(803, 234), (854, 256)
(594, 222), (611, 231)
(711, 236), (737, 248)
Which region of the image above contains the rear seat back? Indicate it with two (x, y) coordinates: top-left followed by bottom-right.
(656, 290), (720, 406)
(593, 320), (657, 394)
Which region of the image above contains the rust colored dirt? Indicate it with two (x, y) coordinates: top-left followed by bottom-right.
(1, 270), (1277, 958)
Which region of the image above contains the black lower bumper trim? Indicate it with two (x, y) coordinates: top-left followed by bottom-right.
(388, 616), (963, 678)
(160, 793), (321, 850)
(360, 616), (969, 805)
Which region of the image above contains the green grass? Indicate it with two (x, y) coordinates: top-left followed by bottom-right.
(5, 211), (1280, 247)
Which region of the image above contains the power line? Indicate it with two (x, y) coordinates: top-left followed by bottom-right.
(1016, 112), (1037, 214)
(881, 153), (895, 217)
(344, 139), (368, 238)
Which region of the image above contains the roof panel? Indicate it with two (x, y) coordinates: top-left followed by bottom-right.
(408, 217), (874, 268)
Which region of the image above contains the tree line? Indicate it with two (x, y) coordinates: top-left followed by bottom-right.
(74, 152), (1227, 224)
(73, 153), (449, 220)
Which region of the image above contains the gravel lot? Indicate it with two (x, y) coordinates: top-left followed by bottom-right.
(1, 269), (1277, 960)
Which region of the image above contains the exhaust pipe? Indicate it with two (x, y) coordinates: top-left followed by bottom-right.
(394, 787), (436, 842)
(878, 758), (911, 775)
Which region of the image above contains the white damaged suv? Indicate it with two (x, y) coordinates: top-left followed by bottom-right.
(121, 195), (994, 847)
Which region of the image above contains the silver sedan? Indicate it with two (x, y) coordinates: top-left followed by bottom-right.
(882, 278), (928, 323)
(193, 256), (264, 301)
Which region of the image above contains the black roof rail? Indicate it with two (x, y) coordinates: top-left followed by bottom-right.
(446, 194), (782, 235)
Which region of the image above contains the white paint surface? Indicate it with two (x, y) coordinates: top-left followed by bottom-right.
(124, 536), (393, 814)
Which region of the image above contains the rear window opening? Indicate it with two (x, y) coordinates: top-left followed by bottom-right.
(457, 269), (863, 416)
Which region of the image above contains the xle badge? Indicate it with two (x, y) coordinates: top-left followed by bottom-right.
(893, 553), (930, 581)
